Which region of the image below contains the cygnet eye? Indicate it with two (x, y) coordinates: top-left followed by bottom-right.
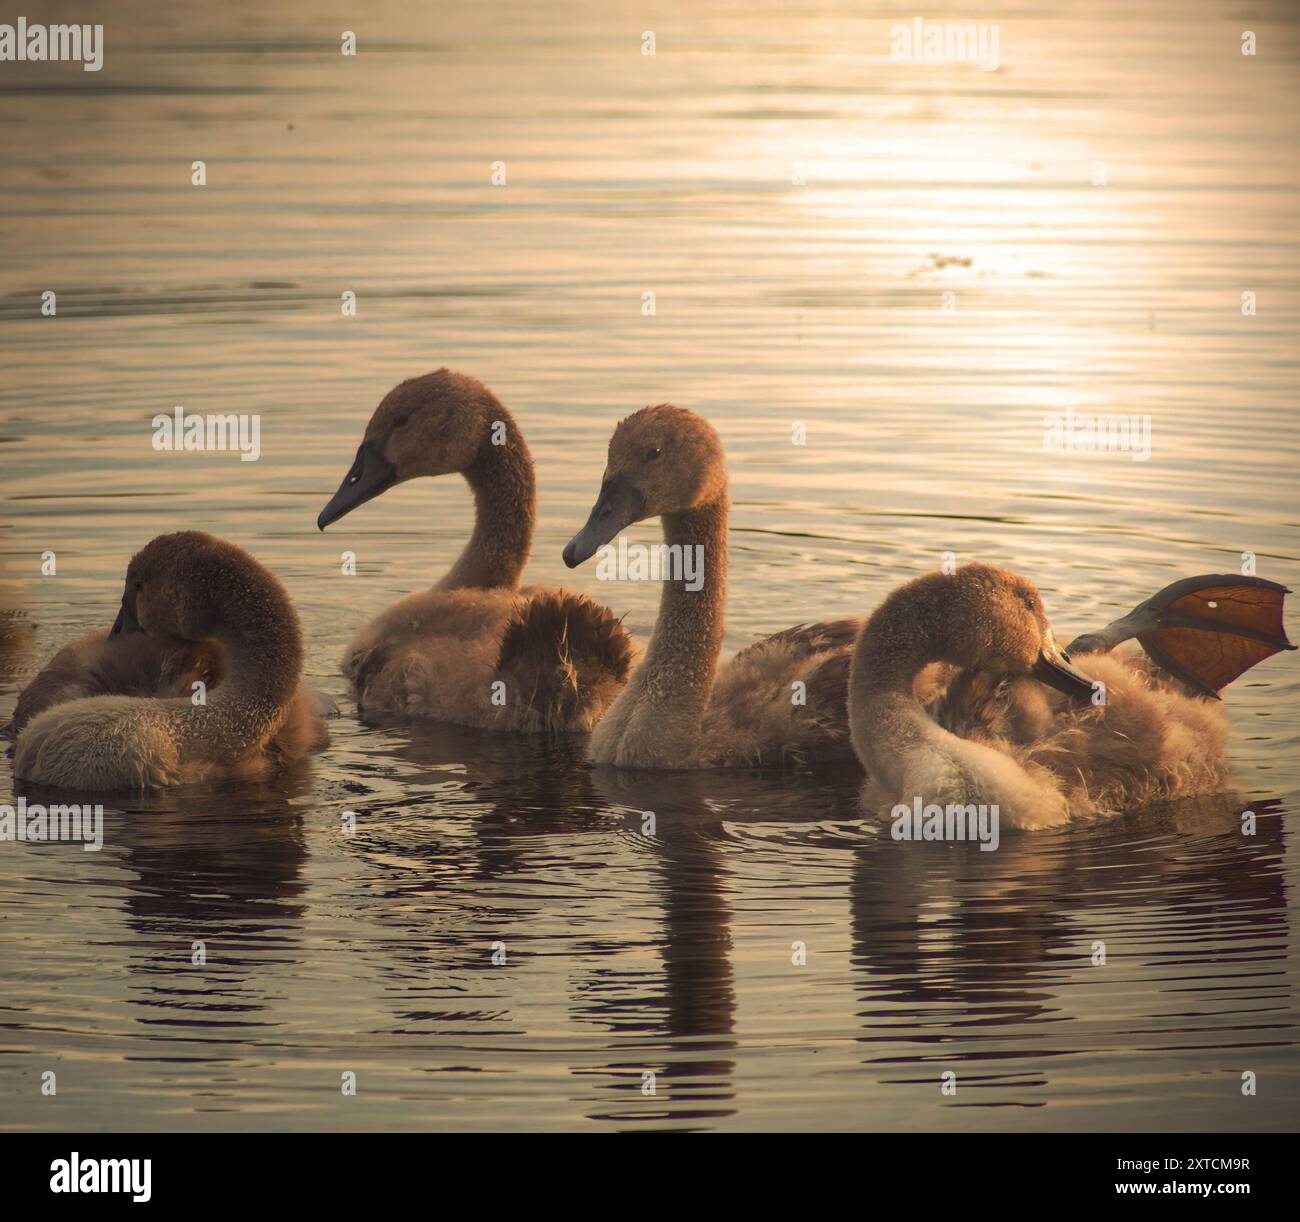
(646, 446), (662, 461)
(393, 414), (410, 429)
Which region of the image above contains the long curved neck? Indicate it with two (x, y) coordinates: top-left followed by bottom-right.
(634, 493), (729, 731)
(439, 411), (535, 591)
(848, 611), (949, 784)
(181, 586), (304, 752)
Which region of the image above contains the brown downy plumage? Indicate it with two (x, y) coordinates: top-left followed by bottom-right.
(849, 564), (1234, 829)
(494, 592), (636, 732)
(562, 404), (859, 769)
(10, 630), (220, 737)
(317, 368), (635, 731)
(13, 532), (327, 789)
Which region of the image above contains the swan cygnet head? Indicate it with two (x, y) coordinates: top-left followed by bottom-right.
(318, 368), (504, 529)
(110, 531), (298, 658)
(563, 404), (727, 567)
(867, 564), (1096, 701)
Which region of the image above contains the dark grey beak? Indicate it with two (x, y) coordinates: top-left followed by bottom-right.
(110, 596), (140, 637)
(1031, 631), (1095, 702)
(562, 475), (646, 568)
(318, 442), (397, 530)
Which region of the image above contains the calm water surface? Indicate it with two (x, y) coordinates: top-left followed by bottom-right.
(1, 0), (1299, 1130)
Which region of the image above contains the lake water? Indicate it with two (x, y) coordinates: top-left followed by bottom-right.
(1, 0), (1298, 1131)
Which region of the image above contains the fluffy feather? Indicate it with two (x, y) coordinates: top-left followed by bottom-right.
(346, 584), (635, 731)
(10, 628), (219, 737)
(701, 619), (862, 767)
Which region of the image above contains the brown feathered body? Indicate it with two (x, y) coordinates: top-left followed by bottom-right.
(692, 618), (861, 768)
(345, 583), (634, 731)
(11, 629), (219, 737)
(923, 650), (1229, 821)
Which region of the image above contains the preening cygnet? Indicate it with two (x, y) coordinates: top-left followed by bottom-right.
(850, 564), (1290, 829)
(14, 531), (326, 790)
